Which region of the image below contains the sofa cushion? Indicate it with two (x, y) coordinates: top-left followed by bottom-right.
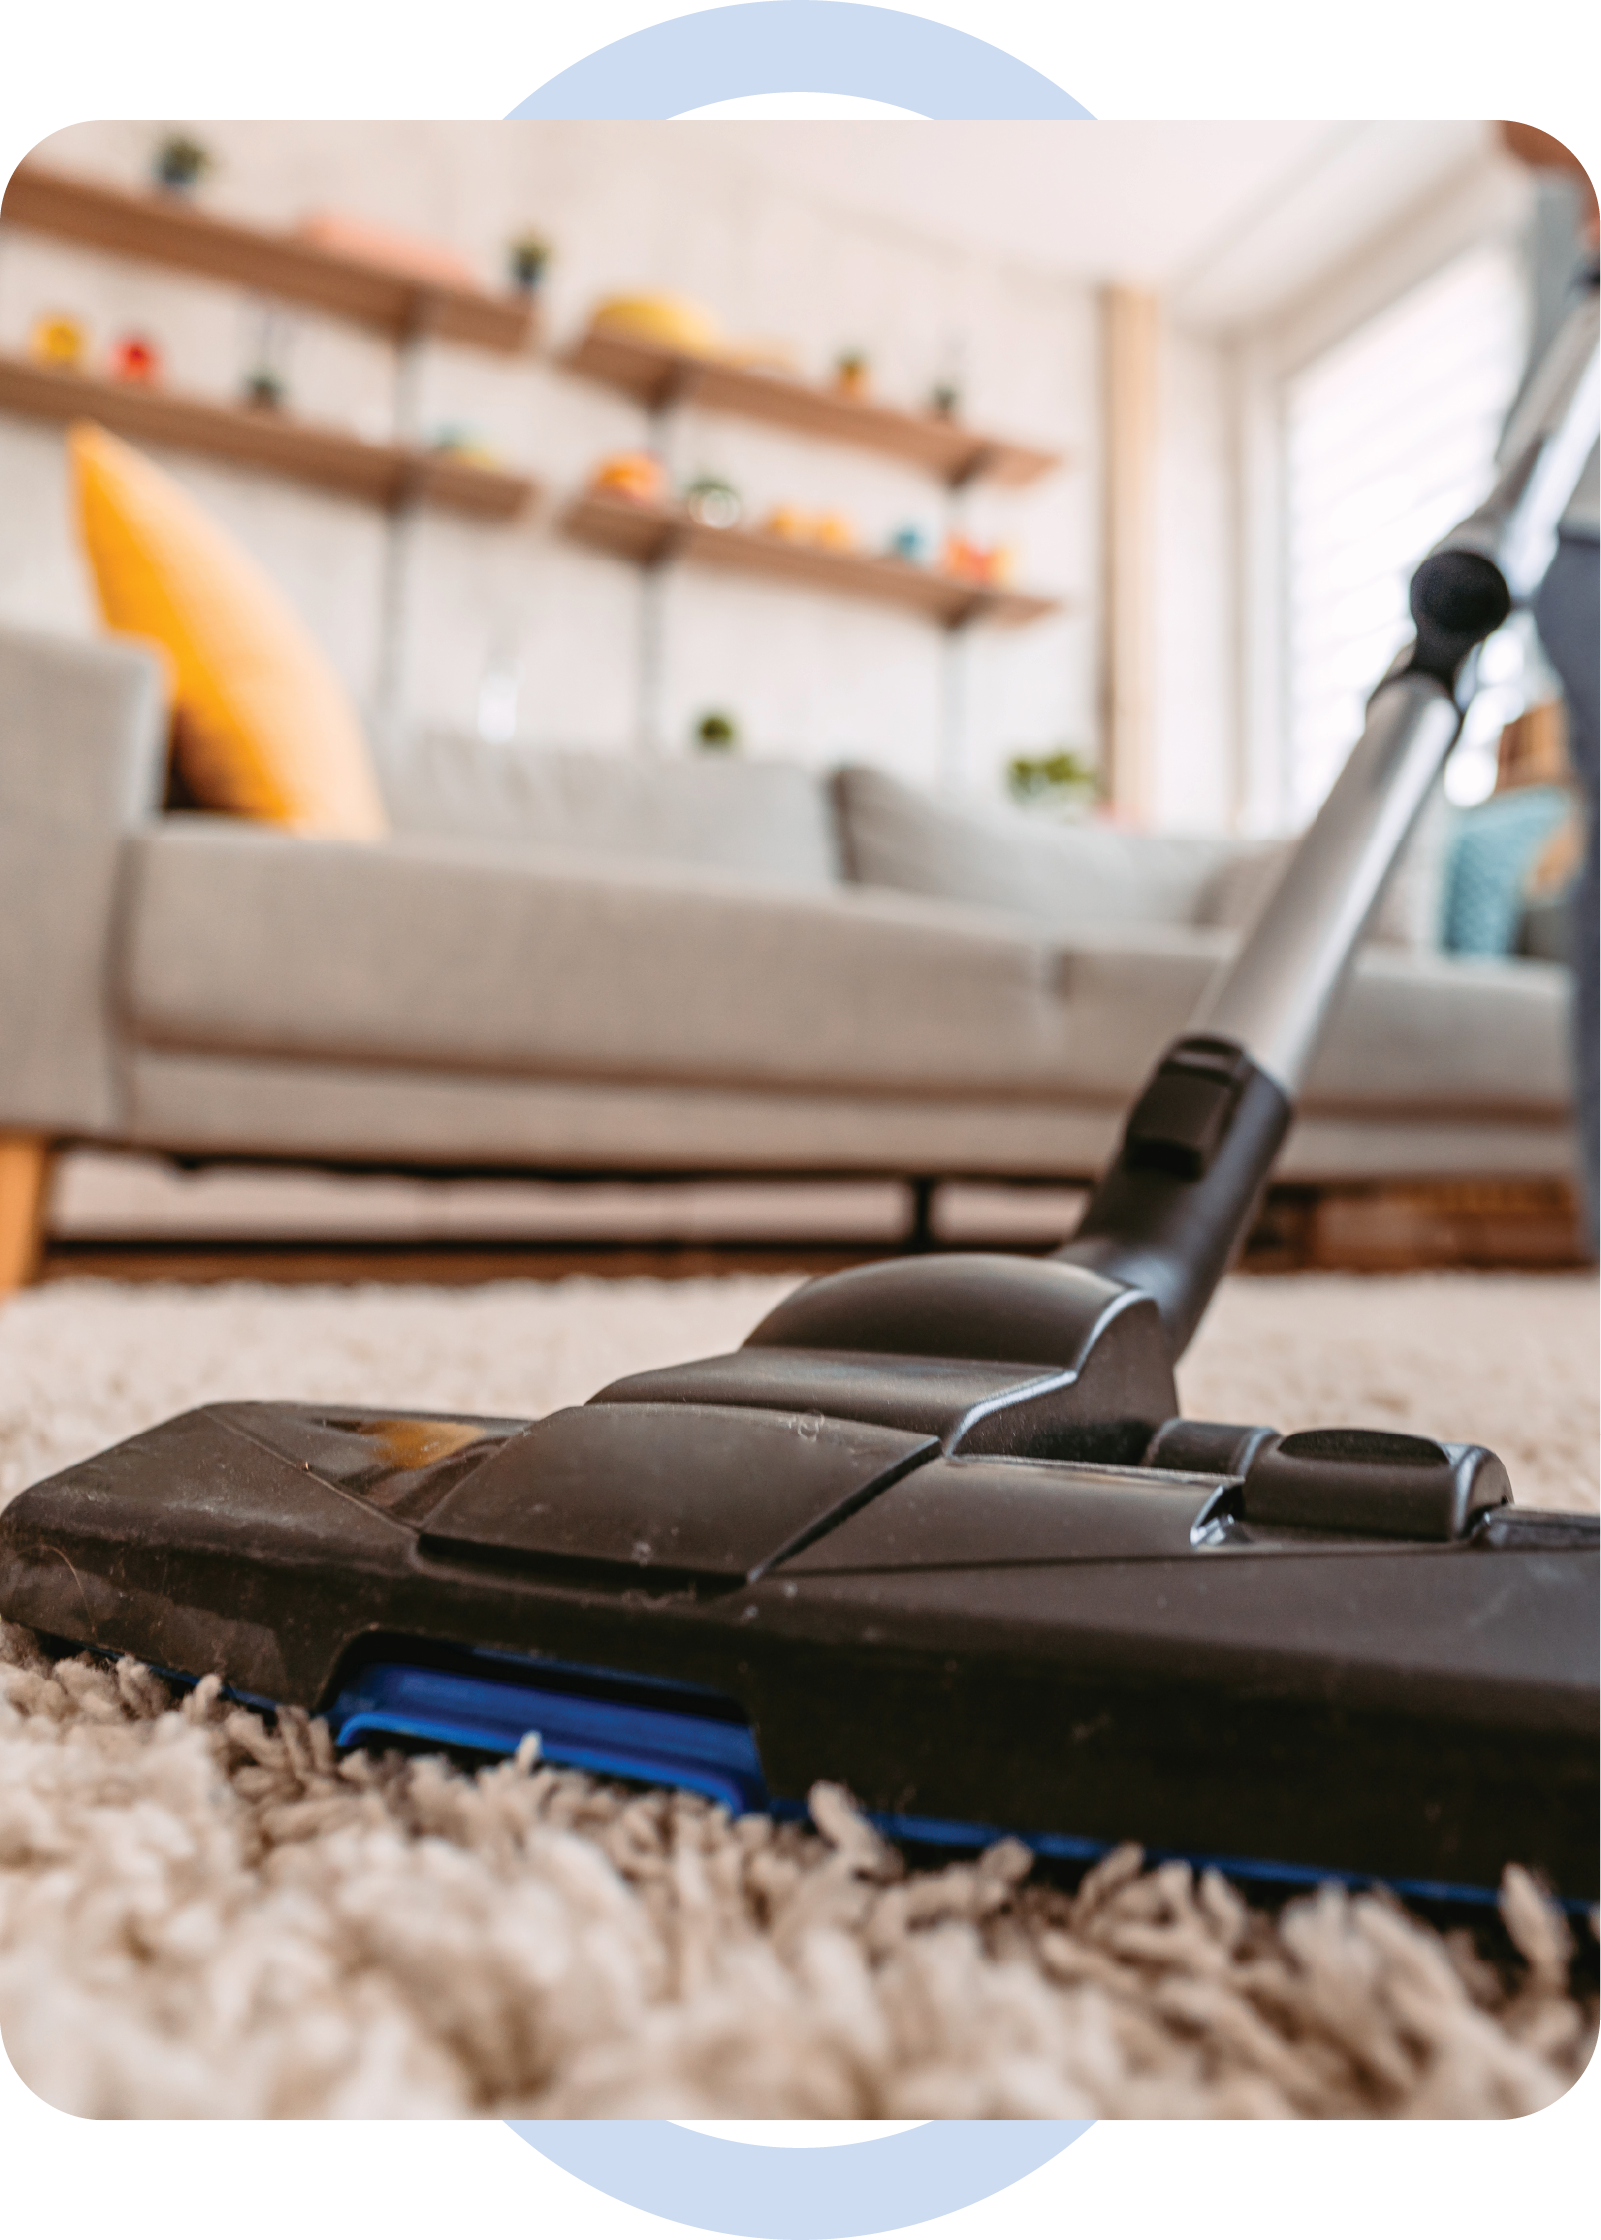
(383, 734), (841, 891)
(122, 822), (1071, 1095)
(833, 764), (1234, 929)
(120, 821), (1571, 1121)
(69, 422), (388, 842)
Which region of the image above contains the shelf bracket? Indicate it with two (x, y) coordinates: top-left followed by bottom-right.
(374, 326), (428, 737)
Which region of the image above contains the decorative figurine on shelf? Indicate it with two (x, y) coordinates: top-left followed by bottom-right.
(682, 474), (742, 529)
(833, 348), (871, 399)
(296, 212), (478, 289)
(759, 506), (858, 551)
(885, 523), (929, 565)
(928, 380), (962, 421)
(695, 710), (740, 753)
(109, 332), (163, 385)
(507, 231), (552, 296)
(429, 426), (503, 468)
(588, 450), (667, 505)
(941, 533), (1017, 585)
(28, 313), (87, 369)
(811, 511), (858, 551)
(153, 132), (213, 195)
(1005, 748), (1101, 812)
(590, 293), (723, 358)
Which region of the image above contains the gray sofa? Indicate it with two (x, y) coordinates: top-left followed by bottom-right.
(0, 621), (1577, 1211)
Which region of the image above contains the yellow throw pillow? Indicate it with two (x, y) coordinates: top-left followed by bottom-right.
(68, 421), (388, 840)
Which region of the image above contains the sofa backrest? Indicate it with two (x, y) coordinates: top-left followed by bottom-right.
(832, 764), (1237, 931)
(833, 765), (1449, 952)
(380, 736), (1445, 951)
(384, 732), (842, 891)
(1194, 790), (1452, 954)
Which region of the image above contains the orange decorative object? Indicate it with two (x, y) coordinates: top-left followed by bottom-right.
(811, 510), (857, 551)
(295, 211), (479, 290)
(589, 449), (667, 505)
(762, 504), (810, 540)
(109, 332), (163, 385)
(29, 312), (87, 369)
(591, 293), (722, 356)
(428, 424), (501, 468)
(941, 533), (1015, 585)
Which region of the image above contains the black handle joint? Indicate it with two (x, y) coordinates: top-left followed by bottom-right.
(1056, 1035), (1292, 1362)
(1405, 548), (1512, 690)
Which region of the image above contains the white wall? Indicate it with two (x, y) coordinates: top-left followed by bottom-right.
(0, 120), (1125, 805)
(1151, 319), (1234, 830)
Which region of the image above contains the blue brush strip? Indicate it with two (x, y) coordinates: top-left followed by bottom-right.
(322, 1653), (1595, 1915)
(83, 1643), (1590, 1915)
(327, 1659), (766, 1818)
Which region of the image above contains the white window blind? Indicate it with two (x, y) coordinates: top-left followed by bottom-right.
(1283, 245), (1528, 823)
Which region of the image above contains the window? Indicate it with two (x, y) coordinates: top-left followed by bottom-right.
(1283, 245), (1529, 824)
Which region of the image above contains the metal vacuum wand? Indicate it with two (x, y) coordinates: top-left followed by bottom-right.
(1061, 285), (1600, 1359)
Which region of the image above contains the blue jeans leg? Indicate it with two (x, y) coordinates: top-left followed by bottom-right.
(1531, 533), (1601, 1254)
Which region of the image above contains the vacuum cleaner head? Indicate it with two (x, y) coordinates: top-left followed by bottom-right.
(2, 1252), (1594, 1906)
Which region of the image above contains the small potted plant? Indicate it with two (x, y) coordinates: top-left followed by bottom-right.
(153, 132), (213, 195)
(240, 305), (295, 412)
(683, 474), (742, 529)
(834, 348), (870, 399)
(695, 710), (740, 753)
(1005, 748), (1101, 813)
(241, 367), (286, 410)
(507, 230), (552, 295)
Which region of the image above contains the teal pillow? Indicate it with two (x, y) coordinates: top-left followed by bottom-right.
(1441, 785), (1571, 956)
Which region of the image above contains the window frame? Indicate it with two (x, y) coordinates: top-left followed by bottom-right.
(1230, 157), (1530, 836)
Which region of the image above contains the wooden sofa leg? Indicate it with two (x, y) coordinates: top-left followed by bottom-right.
(0, 1135), (54, 1297)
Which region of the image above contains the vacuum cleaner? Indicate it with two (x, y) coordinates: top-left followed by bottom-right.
(3, 286), (1596, 1911)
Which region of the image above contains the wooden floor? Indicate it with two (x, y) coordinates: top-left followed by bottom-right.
(1239, 1176), (1589, 1275)
(37, 1236), (871, 1285)
(35, 1177), (1591, 1286)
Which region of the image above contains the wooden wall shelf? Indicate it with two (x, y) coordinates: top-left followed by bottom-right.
(561, 490), (1060, 628)
(0, 356), (537, 520)
(1, 165), (537, 354)
(561, 326), (1061, 489)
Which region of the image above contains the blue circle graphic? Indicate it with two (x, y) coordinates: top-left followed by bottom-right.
(506, 2), (1091, 121)
(506, 2120), (1093, 2237)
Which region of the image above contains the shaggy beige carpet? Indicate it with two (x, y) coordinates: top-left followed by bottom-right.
(0, 1271), (1595, 2119)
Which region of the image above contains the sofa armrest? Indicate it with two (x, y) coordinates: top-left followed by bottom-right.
(0, 625), (169, 1134)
